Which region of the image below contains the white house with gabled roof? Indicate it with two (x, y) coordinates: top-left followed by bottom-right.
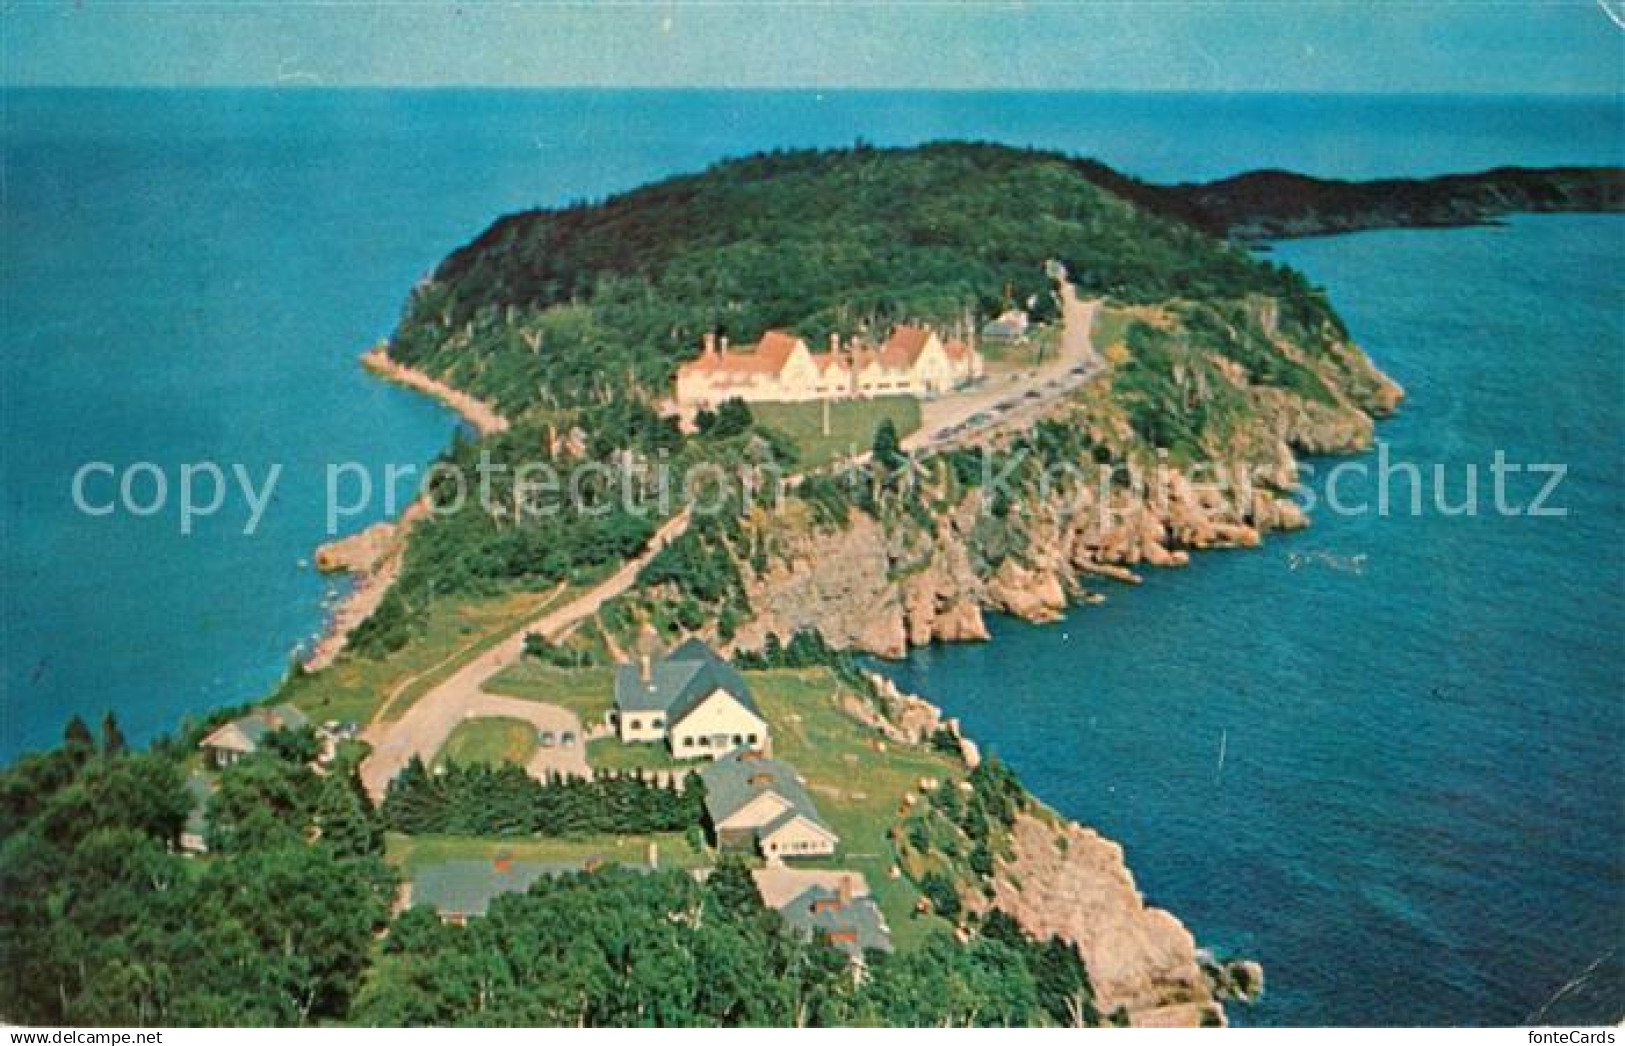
(611, 638), (769, 759)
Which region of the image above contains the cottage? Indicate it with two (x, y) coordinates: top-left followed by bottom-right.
(198, 704), (309, 768)
(980, 308), (1030, 343)
(674, 324), (982, 408)
(611, 639), (769, 759)
(754, 869), (891, 959)
(701, 750), (839, 862)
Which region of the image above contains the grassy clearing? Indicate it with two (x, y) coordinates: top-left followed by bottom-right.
(484, 662), (615, 726)
(1091, 304), (1135, 361)
(745, 667), (961, 949)
(751, 396), (921, 469)
(280, 586), (568, 725)
(438, 717), (537, 768)
(586, 737), (692, 774)
(385, 831), (710, 874)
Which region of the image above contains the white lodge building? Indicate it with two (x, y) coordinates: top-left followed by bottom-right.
(675, 325), (984, 408)
(611, 639), (769, 760)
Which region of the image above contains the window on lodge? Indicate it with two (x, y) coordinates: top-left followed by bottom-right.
(628, 718), (641, 730)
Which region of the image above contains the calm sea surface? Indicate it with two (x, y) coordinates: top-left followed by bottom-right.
(3, 89), (1621, 1024)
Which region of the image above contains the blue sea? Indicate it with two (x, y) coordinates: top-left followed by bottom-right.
(3, 89), (1621, 1025)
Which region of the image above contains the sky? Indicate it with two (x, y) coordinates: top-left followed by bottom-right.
(2, 1), (1621, 93)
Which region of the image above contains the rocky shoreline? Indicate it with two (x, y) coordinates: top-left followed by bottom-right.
(863, 672), (1254, 1027)
(734, 351), (1402, 659)
(360, 344), (510, 436)
(304, 502), (420, 671)
(304, 348), (513, 670)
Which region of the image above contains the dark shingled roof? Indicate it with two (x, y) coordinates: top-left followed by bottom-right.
(778, 885), (893, 956)
(202, 703), (310, 753)
(700, 750), (827, 835)
(614, 639), (761, 725)
(409, 860), (584, 918)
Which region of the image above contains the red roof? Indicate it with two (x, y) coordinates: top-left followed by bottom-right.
(678, 330), (806, 377)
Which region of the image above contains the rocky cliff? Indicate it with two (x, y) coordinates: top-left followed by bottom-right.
(983, 811), (1224, 1026)
(732, 312), (1401, 658)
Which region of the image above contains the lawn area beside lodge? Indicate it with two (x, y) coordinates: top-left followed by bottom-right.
(750, 396), (922, 469)
(743, 667), (961, 949)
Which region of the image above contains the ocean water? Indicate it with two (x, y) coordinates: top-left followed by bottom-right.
(3, 89), (1621, 1024)
(883, 214), (1625, 1024)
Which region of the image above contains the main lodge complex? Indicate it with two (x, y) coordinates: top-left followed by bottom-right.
(675, 324), (985, 407)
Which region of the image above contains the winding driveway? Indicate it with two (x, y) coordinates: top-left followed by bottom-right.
(359, 510), (691, 801)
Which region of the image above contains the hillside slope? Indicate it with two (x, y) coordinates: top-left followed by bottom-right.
(388, 143), (1349, 415)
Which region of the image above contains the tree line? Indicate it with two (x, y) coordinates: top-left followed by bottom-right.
(381, 758), (704, 837)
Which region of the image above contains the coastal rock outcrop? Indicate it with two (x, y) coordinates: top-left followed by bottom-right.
(314, 520), (397, 574)
(728, 312), (1400, 661)
(980, 812), (1226, 1027)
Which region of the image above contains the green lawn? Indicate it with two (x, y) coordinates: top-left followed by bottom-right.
(279, 586), (569, 726)
(438, 717), (537, 768)
(745, 667), (962, 949)
(586, 737), (692, 774)
(751, 396), (921, 469)
(483, 662), (615, 726)
(386, 831), (711, 874)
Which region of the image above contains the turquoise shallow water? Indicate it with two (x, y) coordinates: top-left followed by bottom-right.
(3, 89), (1621, 1025)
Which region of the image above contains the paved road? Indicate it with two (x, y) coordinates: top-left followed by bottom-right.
(906, 277), (1102, 455)
(359, 510), (691, 801)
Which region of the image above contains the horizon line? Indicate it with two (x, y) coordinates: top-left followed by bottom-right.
(4, 84), (1621, 101)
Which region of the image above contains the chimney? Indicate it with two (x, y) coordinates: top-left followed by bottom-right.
(828, 332), (839, 353)
(639, 653), (652, 683)
(748, 771), (774, 789)
(703, 331), (717, 357)
(720, 335), (730, 353)
(837, 875), (854, 907)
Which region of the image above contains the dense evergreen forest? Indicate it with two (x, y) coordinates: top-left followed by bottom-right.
(390, 142), (1343, 414)
(0, 717), (1099, 1027)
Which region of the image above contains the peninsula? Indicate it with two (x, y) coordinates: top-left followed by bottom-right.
(5, 143), (1620, 1029)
